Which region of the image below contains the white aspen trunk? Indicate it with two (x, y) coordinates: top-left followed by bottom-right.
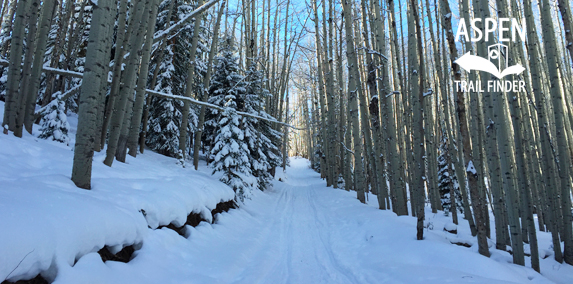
(312, 5), (329, 181)
(103, 0), (151, 166)
(100, 0), (129, 148)
(15, 0), (40, 137)
(323, 0), (337, 187)
(341, 0), (366, 203)
(126, 0), (161, 157)
(140, 0), (177, 154)
(178, 0), (205, 158)
(407, 0), (426, 240)
(71, 0), (116, 189)
(361, 0), (387, 208)
(2, 0), (30, 133)
(540, 0), (573, 265)
(282, 91), (289, 169)
(353, 6), (376, 198)
(22, 0), (57, 134)
(386, 0), (407, 215)
(443, 0), (490, 257)
(423, 0), (442, 215)
(193, 0), (225, 170)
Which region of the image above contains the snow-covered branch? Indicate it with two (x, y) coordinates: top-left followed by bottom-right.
(146, 89), (305, 130)
(0, 60), (84, 78)
(152, 0), (222, 44)
(33, 85), (82, 119)
(340, 141), (355, 156)
(17, 62), (303, 131)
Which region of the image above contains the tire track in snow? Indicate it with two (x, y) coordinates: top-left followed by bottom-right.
(271, 162), (364, 283)
(233, 185), (292, 283)
(306, 186), (363, 283)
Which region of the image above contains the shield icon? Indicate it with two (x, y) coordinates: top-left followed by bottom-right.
(488, 43), (508, 71)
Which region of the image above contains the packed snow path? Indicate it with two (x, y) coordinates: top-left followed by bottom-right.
(56, 158), (560, 284)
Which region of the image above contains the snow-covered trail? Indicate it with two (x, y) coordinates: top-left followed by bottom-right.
(56, 158), (554, 284)
(192, 158), (539, 284)
(216, 159), (363, 284)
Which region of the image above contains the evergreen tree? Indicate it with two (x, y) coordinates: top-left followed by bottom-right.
(208, 38), (255, 201)
(211, 103), (253, 202)
(146, 41), (182, 157)
(437, 135), (463, 215)
(243, 64), (282, 190)
(147, 0), (203, 157)
(204, 37), (241, 154)
(37, 91), (70, 145)
(147, 100), (183, 157)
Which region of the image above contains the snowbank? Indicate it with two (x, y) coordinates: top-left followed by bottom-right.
(0, 103), (234, 282)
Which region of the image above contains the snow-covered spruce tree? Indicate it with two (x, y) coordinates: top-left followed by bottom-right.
(244, 64), (282, 190)
(146, 42), (182, 157)
(146, 98), (183, 157)
(147, 0), (203, 158)
(437, 135), (463, 215)
(146, 50), (186, 157)
(38, 92), (70, 145)
(208, 38), (255, 201)
(211, 103), (253, 202)
(203, 37), (239, 156)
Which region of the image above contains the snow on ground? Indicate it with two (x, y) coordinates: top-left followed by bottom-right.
(51, 158), (573, 283)
(1, 99), (572, 283)
(364, 185), (573, 284)
(0, 103), (234, 282)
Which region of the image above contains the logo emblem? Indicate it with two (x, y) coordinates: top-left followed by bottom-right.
(454, 43), (525, 79)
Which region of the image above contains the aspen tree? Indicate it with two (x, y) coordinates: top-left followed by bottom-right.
(127, 0), (161, 157)
(540, 0), (573, 265)
(21, 0), (57, 134)
(353, 4), (377, 198)
(104, 0), (151, 166)
(323, 0), (337, 187)
(313, 1), (329, 182)
(387, 0), (408, 215)
(337, 17), (353, 191)
(341, 0), (366, 203)
(100, 0), (129, 148)
(437, 0), (473, 229)
(432, 0), (456, 222)
(407, 0), (426, 240)
(72, 0), (116, 189)
(361, 0), (388, 208)
(193, 0), (226, 170)
(15, 0), (40, 137)
(442, 0), (490, 257)
(422, 0), (440, 215)
(140, 0), (177, 153)
(282, 91), (289, 169)
(3, 0), (30, 133)
(179, 0), (205, 158)
(373, 0), (396, 210)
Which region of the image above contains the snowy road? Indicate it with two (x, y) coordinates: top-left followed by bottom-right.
(56, 158), (554, 284)
(213, 159), (363, 284)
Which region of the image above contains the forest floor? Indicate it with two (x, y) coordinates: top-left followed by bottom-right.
(55, 158), (571, 283)
(1, 102), (572, 283)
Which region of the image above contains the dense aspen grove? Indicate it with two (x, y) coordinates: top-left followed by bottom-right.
(1, 0), (573, 275)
